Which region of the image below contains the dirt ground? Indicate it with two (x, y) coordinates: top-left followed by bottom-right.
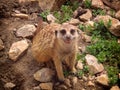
(0, 0), (108, 90)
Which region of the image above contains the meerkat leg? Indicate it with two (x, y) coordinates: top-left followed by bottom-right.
(66, 53), (77, 73)
(53, 56), (65, 82)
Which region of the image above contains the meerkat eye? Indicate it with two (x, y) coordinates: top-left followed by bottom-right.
(70, 29), (75, 35)
(60, 29), (66, 35)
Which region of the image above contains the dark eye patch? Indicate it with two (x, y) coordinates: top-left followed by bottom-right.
(70, 29), (75, 35)
(60, 29), (66, 35)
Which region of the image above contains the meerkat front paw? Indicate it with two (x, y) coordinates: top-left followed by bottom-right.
(71, 67), (77, 74)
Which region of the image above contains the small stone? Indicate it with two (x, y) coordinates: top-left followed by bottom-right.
(79, 9), (92, 21)
(33, 86), (41, 90)
(85, 54), (104, 74)
(82, 34), (91, 43)
(96, 74), (109, 86)
(39, 82), (53, 90)
(91, 0), (104, 9)
(11, 13), (29, 19)
(82, 76), (87, 81)
(119, 73), (120, 79)
(115, 10), (120, 20)
(47, 14), (56, 23)
(16, 24), (36, 38)
(87, 81), (95, 87)
(34, 68), (55, 82)
(85, 21), (94, 27)
(64, 78), (71, 87)
(0, 39), (4, 50)
(76, 60), (83, 70)
(59, 84), (68, 90)
(68, 18), (80, 25)
(72, 77), (78, 86)
(4, 82), (16, 89)
(88, 75), (95, 81)
(8, 39), (29, 61)
(110, 85), (120, 90)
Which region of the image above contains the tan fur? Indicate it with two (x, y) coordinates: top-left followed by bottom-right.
(32, 23), (78, 82)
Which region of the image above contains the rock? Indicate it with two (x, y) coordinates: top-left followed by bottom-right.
(64, 78), (71, 87)
(0, 39), (4, 50)
(118, 73), (120, 79)
(72, 77), (78, 86)
(118, 39), (120, 44)
(110, 85), (120, 90)
(34, 68), (55, 82)
(79, 9), (92, 21)
(85, 54), (104, 74)
(39, 82), (53, 90)
(47, 14), (56, 23)
(59, 84), (68, 90)
(91, 0), (104, 9)
(73, 7), (87, 18)
(85, 21), (94, 27)
(82, 76), (88, 81)
(96, 74), (109, 86)
(76, 60), (83, 70)
(4, 82), (16, 89)
(33, 86), (41, 90)
(87, 81), (95, 87)
(102, 0), (120, 11)
(82, 34), (91, 43)
(11, 13), (29, 19)
(115, 10), (120, 20)
(16, 24), (36, 38)
(38, 0), (66, 11)
(68, 18), (81, 26)
(8, 39), (29, 61)
(94, 15), (120, 36)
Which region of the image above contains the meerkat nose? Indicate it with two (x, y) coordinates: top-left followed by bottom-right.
(66, 35), (71, 40)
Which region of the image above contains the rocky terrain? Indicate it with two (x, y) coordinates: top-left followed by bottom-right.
(0, 0), (120, 90)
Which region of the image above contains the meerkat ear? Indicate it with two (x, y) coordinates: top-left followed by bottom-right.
(55, 30), (58, 36)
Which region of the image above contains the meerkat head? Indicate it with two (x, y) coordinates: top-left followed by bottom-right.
(55, 23), (79, 45)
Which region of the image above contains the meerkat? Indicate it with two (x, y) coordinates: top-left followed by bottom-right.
(31, 22), (79, 82)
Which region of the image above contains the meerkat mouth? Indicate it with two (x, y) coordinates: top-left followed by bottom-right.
(64, 39), (71, 44)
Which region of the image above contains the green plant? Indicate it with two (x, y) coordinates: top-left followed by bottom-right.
(84, 0), (92, 8)
(39, 10), (50, 21)
(92, 9), (106, 16)
(64, 70), (70, 77)
(86, 20), (120, 86)
(109, 9), (115, 17)
(54, 5), (73, 23)
(105, 66), (119, 85)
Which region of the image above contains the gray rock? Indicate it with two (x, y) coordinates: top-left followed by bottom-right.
(39, 82), (53, 90)
(85, 54), (104, 74)
(34, 68), (55, 82)
(0, 39), (4, 50)
(16, 24), (36, 38)
(8, 39), (29, 61)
